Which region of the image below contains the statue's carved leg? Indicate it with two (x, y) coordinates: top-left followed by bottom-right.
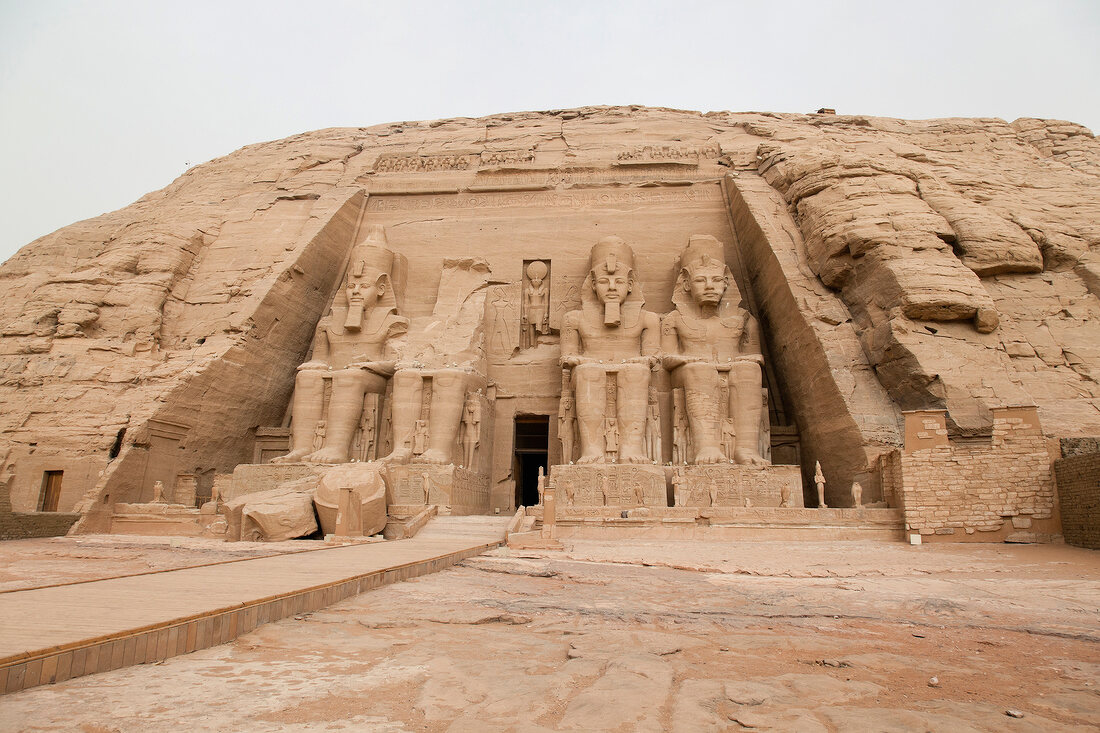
(730, 361), (767, 466)
(572, 363), (607, 464)
(308, 370), (384, 464)
(421, 369), (466, 465)
(382, 370), (421, 464)
(272, 369), (325, 463)
(616, 363), (651, 464)
(677, 364), (724, 464)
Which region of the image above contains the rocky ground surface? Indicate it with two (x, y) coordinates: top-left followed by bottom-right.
(1, 538), (1098, 732)
(0, 535), (326, 591)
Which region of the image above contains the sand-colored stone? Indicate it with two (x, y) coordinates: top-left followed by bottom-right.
(0, 106), (1096, 533)
(1, 536), (1096, 730)
(223, 482), (318, 541)
(312, 462), (387, 537)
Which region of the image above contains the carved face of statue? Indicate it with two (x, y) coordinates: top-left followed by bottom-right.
(685, 262), (727, 307)
(593, 269), (632, 304)
(346, 274), (384, 307)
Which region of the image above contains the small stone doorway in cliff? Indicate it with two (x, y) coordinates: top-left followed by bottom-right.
(39, 470), (63, 512)
(514, 415), (549, 508)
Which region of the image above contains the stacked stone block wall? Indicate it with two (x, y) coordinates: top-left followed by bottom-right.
(1054, 452), (1100, 550)
(0, 476), (80, 540)
(891, 407), (1058, 541)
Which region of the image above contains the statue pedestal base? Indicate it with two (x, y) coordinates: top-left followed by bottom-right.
(227, 463), (328, 503)
(110, 502), (204, 536)
(550, 464), (667, 507)
(388, 463), (490, 516)
(675, 464), (803, 508)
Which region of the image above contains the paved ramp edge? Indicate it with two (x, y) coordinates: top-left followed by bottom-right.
(0, 538), (501, 695)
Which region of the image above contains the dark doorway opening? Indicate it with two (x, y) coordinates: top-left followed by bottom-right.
(514, 415), (549, 507)
(39, 470), (63, 512)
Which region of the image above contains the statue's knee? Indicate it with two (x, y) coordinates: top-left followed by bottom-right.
(433, 370), (464, 389)
(681, 362), (716, 383)
(573, 363), (603, 384)
(731, 361), (761, 383)
(393, 370), (419, 388)
(333, 369), (368, 389)
(619, 363), (649, 383)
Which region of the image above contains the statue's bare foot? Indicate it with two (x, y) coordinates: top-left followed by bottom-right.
(306, 447), (348, 464)
(270, 449), (310, 464)
(577, 452), (603, 465)
(735, 449), (768, 466)
(619, 451), (651, 464)
(693, 447), (726, 464)
(418, 448), (451, 465)
(381, 448), (412, 465)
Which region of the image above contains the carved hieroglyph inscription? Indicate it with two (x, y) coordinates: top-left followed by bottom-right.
(366, 184), (723, 212)
(678, 465), (803, 508)
(551, 464), (666, 507)
(388, 464), (490, 513)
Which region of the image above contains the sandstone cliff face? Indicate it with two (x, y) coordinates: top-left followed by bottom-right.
(0, 106), (1096, 518)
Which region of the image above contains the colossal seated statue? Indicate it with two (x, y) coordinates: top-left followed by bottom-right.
(273, 226), (492, 471)
(661, 235), (767, 466)
(560, 236), (660, 464)
(274, 228), (408, 464)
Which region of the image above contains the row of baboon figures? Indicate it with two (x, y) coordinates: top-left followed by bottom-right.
(272, 227), (769, 469)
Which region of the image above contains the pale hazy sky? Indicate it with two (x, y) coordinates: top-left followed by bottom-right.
(1, 0), (1097, 264)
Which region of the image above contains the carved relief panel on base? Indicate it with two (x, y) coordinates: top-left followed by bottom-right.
(550, 464), (666, 507)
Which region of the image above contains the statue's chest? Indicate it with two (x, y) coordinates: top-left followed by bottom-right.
(578, 320), (643, 345)
(679, 321), (737, 356)
(327, 327), (387, 350)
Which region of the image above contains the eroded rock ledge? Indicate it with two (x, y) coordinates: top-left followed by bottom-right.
(0, 106), (1096, 525)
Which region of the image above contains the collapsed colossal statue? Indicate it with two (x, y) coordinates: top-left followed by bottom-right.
(274, 227), (484, 469)
(274, 228), (408, 464)
(560, 236), (660, 464)
(384, 366), (479, 466)
(661, 235), (766, 466)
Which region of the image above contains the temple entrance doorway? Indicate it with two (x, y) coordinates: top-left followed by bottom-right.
(514, 415), (549, 507)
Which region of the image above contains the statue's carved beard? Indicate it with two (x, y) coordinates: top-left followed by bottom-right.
(345, 297), (364, 330)
(604, 299), (621, 327)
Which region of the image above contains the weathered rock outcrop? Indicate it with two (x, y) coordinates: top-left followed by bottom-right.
(0, 106), (1096, 516)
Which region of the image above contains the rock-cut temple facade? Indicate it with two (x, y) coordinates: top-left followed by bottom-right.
(1, 106), (1098, 547)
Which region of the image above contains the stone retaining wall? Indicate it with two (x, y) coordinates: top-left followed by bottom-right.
(0, 476), (80, 540)
(1054, 452), (1100, 550)
(885, 407), (1060, 542)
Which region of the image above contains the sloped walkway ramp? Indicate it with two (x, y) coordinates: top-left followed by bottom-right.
(0, 516), (510, 694)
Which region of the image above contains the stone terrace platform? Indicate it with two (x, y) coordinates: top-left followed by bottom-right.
(525, 505), (906, 542)
(0, 516), (510, 695)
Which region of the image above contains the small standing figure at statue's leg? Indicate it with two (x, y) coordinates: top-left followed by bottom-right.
(815, 460), (827, 508)
(605, 417), (619, 463)
(673, 468), (687, 507)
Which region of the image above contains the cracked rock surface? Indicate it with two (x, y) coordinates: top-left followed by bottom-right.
(1, 106), (1098, 517)
(2, 538), (1097, 731)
